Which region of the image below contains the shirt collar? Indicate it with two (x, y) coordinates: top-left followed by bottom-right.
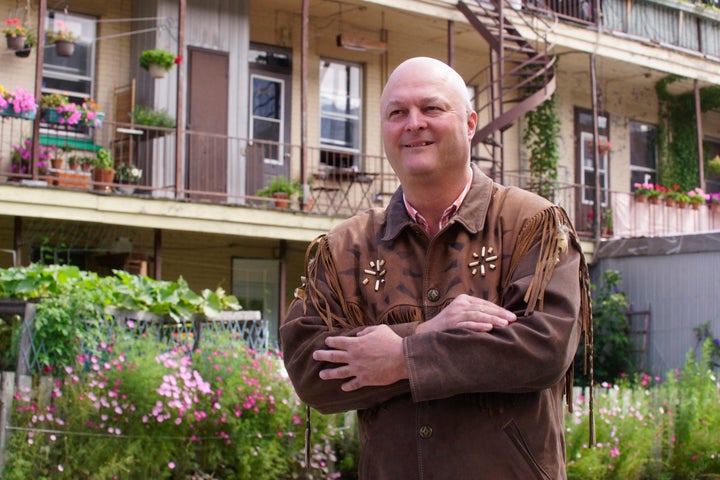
(402, 165), (473, 235)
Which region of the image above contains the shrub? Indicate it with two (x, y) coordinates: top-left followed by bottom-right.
(139, 48), (176, 70)
(4, 330), (342, 479)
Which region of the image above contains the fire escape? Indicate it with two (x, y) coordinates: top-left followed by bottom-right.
(457, 0), (558, 182)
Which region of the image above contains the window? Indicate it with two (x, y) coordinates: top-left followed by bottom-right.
(232, 259), (280, 345)
(42, 12), (97, 136)
(705, 137), (720, 193)
(629, 121), (657, 189)
(319, 60), (362, 167)
(580, 131), (609, 206)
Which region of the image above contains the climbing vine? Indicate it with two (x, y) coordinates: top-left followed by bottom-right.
(523, 93), (560, 201)
(656, 75), (720, 191)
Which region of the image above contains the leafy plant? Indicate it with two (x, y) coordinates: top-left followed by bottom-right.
(47, 20), (78, 43)
(523, 93), (560, 201)
(3, 18), (27, 37)
(94, 147), (113, 169)
(575, 269), (632, 387)
(256, 175), (300, 197)
(4, 331), (342, 479)
(131, 104), (176, 128)
(139, 48), (177, 70)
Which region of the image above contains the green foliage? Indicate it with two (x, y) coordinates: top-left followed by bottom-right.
(656, 76), (720, 191)
(94, 147), (113, 169)
(256, 175), (301, 197)
(4, 331), (342, 479)
(575, 270), (633, 386)
(131, 104), (176, 128)
(566, 340), (720, 479)
(523, 93), (560, 201)
(32, 289), (105, 373)
(139, 48), (176, 70)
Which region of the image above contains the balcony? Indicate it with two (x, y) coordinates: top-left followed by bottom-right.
(526, 0), (720, 58)
(0, 115), (399, 218)
(503, 172), (720, 239)
(3, 115), (720, 241)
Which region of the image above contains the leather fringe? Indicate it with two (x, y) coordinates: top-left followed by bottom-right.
(503, 206), (595, 445)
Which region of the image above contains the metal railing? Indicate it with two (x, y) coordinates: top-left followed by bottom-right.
(0, 116), (400, 217)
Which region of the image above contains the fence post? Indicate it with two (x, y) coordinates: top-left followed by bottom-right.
(16, 302), (36, 377)
(0, 371), (17, 473)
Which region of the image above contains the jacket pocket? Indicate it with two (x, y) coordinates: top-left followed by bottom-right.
(502, 419), (552, 480)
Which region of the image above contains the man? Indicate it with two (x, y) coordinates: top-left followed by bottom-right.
(281, 57), (591, 479)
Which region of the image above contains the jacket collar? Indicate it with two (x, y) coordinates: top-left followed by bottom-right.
(382, 163), (494, 241)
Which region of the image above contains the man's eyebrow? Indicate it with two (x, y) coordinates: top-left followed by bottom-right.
(384, 96), (447, 110)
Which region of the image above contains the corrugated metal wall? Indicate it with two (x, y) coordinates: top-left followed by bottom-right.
(592, 233), (720, 378)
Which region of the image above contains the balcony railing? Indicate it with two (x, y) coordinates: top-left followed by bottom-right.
(0, 116), (400, 217)
(3, 115), (719, 240)
(526, 0), (720, 59)
(504, 172), (720, 238)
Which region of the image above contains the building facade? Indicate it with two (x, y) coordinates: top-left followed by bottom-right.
(1, 0), (719, 348)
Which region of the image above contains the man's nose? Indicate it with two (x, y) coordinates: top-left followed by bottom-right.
(405, 109), (426, 131)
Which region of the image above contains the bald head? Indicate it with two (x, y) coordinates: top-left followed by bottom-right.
(381, 57), (473, 113)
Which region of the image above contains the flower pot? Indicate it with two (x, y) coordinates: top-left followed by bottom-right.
(1, 106), (36, 120)
(665, 198), (675, 207)
(272, 192), (289, 208)
(54, 40), (75, 57)
(635, 194), (647, 203)
(81, 163), (92, 172)
(649, 196), (660, 205)
(5, 34), (25, 50)
(92, 168), (116, 192)
(42, 107), (62, 124)
(14, 44), (31, 57)
(51, 158), (64, 170)
(677, 201), (687, 209)
(148, 63), (169, 79)
(691, 202), (701, 211)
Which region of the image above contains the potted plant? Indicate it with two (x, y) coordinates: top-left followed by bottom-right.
(0, 85), (37, 120)
(139, 48), (177, 79)
(3, 18), (27, 50)
(9, 139), (54, 180)
(92, 147), (115, 192)
(114, 163), (143, 194)
(14, 31), (35, 58)
(80, 98), (104, 128)
(40, 92), (81, 125)
(131, 104), (176, 138)
(687, 187), (706, 210)
(256, 175), (300, 208)
(47, 20), (77, 57)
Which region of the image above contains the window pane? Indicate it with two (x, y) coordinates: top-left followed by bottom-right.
(319, 59), (362, 156)
(252, 78), (281, 120)
(629, 122), (657, 169)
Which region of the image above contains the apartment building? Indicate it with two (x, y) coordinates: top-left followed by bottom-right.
(1, 0), (719, 344)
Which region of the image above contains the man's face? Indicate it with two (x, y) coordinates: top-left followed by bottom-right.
(380, 61), (477, 185)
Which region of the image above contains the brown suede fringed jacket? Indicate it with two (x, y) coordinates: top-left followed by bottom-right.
(281, 165), (592, 480)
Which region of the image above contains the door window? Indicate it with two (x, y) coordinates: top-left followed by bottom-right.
(250, 75), (284, 164)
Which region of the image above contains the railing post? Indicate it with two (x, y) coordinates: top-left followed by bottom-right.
(0, 371), (16, 473)
(16, 302), (36, 377)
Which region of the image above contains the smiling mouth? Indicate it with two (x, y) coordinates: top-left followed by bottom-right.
(404, 141), (434, 148)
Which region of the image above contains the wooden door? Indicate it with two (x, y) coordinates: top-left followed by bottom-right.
(187, 48), (229, 197)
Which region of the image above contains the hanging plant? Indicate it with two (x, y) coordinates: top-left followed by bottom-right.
(139, 48), (178, 79)
(522, 93), (560, 201)
(656, 75), (720, 191)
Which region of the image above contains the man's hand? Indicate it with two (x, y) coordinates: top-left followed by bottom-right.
(313, 325), (407, 391)
(416, 294), (517, 334)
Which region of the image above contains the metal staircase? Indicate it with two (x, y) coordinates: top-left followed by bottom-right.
(457, 0), (558, 181)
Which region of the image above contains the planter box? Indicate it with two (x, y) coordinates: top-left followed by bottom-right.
(1, 107), (36, 120)
(52, 170), (91, 189)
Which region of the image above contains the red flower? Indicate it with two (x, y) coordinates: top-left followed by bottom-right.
(174, 55), (183, 64)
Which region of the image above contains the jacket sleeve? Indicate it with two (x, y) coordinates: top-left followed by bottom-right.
(404, 206), (587, 403)
(280, 255), (414, 414)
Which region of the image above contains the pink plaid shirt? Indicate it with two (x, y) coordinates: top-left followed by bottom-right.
(403, 167), (473, 235)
